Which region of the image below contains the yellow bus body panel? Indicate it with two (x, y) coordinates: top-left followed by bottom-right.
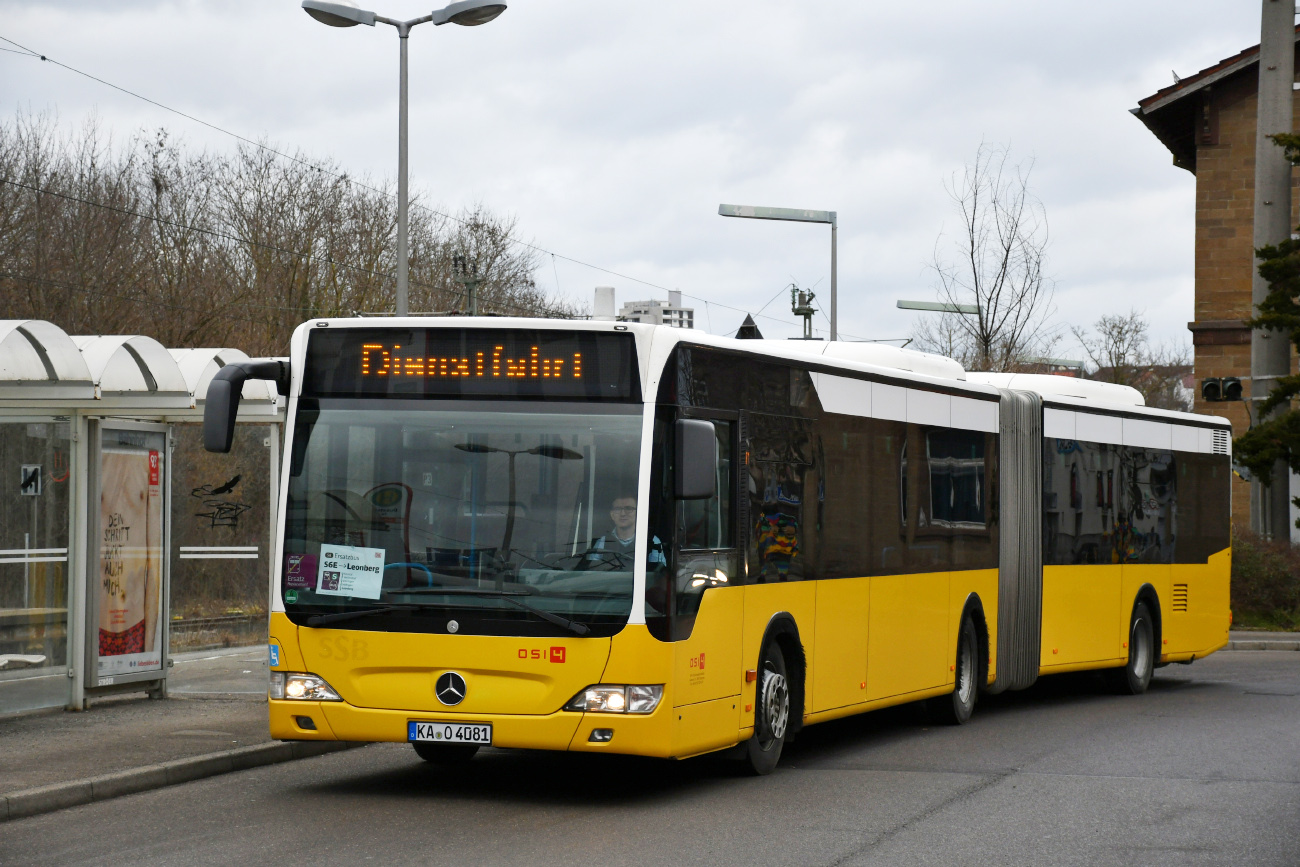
(866, 571), (949, 701)
(269, 612), (304, 671)
(265, 547), (1227, 753)
(295, 627), (610, 716)
(672, 586), (745, 709)
(950, 568), (999, 686)
(743, 580), (816, 727)
(810, 576), (870, 713)
(1039, 547), (1231, 675)
(1040, 564), (1123, 669)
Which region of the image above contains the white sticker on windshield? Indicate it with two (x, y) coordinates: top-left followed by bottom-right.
(316, 545), (386, 600)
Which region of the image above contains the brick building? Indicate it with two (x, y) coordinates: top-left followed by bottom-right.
(1133, 32), (1300, 531)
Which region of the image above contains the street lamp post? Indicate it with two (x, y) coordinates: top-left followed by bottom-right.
(302, 0), (507, 316)
(719, 204), (838, 340)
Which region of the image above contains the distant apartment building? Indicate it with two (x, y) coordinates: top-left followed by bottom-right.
(618, 290), (694, 328)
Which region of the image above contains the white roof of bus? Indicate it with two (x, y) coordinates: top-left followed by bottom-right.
(292, 318), (1230, 427)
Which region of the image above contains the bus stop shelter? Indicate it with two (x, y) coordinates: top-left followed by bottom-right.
(0, 320), (282, 714)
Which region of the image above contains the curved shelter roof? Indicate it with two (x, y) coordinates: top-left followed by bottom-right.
(169, 348), (280, 419)
(72, 335), (190, 408)
(0, 320), (95, 400)
(0, 320), (281, 421)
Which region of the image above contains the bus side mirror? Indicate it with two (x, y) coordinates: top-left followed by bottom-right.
(675, 419), (717, 500)
(203, 360), (289, 453)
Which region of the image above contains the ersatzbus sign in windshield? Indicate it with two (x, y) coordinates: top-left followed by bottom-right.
(206, 318), (1231, 776)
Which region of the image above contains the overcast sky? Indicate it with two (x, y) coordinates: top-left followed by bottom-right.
(0, 1), (1266, 351)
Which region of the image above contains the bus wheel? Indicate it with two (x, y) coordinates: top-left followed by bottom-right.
(744, 643), (790, 775)
(412, 742), (480, 766)
(931, 615), (979, 725)
(1108, 602), (1155, 695)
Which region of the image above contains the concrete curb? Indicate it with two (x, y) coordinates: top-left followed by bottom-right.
(1225, 639), (1300, 651)
(1, 740), (366, 823)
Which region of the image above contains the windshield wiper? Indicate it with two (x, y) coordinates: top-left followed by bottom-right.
(397, 587), (590, 636)
(304, 604), (417, 627)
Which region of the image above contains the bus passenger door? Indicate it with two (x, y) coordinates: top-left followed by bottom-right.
(669, 419), (743, 712)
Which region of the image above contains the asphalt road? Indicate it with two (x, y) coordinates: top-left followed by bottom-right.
(3, 651), (1297, 867)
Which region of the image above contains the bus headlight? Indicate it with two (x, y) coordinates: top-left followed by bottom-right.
(270, 671), (343, 702)
(564, 684), (663, 714)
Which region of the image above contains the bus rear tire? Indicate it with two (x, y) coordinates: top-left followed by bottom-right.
(412, 742), (480, 766)
(1108, 601), (1155, 695)
(931, 614), (979, 725)
(743, 643), (790, 776)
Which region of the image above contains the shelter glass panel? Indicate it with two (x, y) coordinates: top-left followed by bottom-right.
(170, 424), (273, 649)
(0, 420), (71, 712)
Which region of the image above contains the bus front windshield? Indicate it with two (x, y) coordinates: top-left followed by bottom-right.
(282, 400), (645, 636)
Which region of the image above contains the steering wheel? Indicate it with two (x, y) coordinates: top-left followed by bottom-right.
(577, 549), (631, 571)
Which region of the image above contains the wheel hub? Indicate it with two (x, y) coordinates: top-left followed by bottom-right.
(760, 669), (789, 742)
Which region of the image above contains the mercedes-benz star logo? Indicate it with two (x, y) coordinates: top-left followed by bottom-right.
(435, 671), (467, 706)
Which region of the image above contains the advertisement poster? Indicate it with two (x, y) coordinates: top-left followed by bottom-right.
(98, 447), (164, 676)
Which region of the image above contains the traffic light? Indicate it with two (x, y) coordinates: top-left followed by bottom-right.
(1201, 377), (1242, 402)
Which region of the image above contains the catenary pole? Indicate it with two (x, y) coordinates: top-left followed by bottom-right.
(1250, 0), (1294, 538)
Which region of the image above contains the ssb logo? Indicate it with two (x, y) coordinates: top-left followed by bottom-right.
(517, 646), (567, 663)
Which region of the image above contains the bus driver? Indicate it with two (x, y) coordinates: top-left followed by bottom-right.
(584, 494), (666, 570)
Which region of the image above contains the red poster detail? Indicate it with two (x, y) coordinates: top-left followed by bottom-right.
(100, 620), (146, 656)
(148, 451), (160, 486)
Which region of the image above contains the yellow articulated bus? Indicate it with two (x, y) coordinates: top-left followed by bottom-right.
(204, 319), (1232, 775)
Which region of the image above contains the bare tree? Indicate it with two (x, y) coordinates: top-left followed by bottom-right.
(0, 112), (575, 356)
(1073, 309), (1192, 412)
(913, 142), (1055, 371)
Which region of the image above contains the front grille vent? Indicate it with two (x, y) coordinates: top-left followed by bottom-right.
(1212, 429), (1230, 455)
(1172, 583), (1189, 612)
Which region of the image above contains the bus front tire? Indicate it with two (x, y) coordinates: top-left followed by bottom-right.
(412, 742), (480, 766)
(931, 614), (979, 725)
(743, 643), (790, 776)
(1108, 601), (1155, 695)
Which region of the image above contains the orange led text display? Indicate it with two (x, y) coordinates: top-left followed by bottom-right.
(360, 344), (583, 380)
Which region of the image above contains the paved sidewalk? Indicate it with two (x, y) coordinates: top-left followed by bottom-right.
(1227, 629), (1300, 651)
(1, 646), (360, 822)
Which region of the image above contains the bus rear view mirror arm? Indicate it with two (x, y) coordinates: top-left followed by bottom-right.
(204, 360), (289, 453)
(675, 418), (717, 500)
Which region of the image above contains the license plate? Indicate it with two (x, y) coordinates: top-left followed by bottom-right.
(408, 721), (493, 745)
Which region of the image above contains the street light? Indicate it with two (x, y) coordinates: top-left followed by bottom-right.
(719, 204), (838, 340)
(302, 0), (508, 316)
(896, 300), (980, 315)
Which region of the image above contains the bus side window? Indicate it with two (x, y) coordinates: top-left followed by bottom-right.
(678, 421), (733, 550)
(674, 420), (736, 620)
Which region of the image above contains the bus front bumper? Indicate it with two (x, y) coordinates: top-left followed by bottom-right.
(270, 698), (678, 757)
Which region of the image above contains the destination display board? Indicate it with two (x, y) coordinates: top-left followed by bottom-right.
(302, 328), (639, 400)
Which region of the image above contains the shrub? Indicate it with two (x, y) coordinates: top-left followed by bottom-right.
(1231, 528), (1300, 630)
